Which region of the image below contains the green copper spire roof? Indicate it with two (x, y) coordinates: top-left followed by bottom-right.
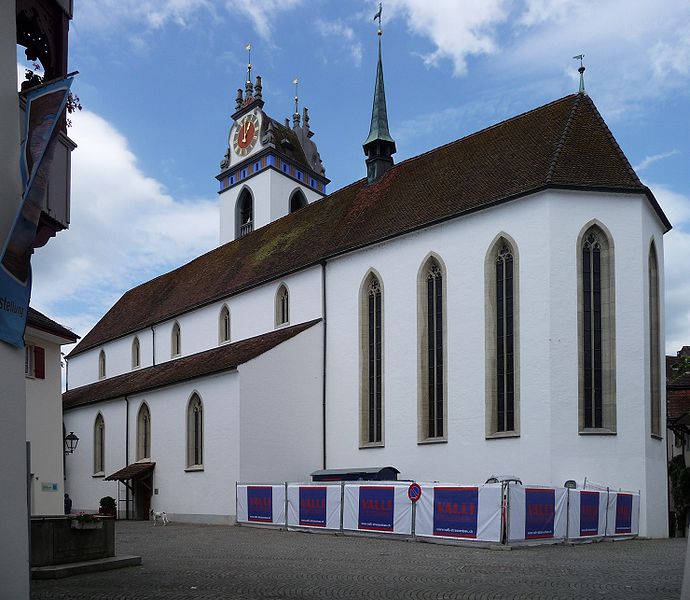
(363, 36), (396, 149)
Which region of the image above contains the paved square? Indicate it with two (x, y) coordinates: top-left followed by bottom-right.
(32, 521), (685, 599)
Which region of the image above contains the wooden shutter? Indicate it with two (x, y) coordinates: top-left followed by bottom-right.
(34, 346), (45, 379)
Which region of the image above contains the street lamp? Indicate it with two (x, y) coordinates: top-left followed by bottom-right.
(64, 431), (79, 454)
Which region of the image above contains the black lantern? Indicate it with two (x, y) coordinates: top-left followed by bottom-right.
(64, 431), (79, 454)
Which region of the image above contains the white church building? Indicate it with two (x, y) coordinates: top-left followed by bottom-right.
(62, 41), (670, 537)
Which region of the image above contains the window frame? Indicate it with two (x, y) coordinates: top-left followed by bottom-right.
(219, 305), (231, 344)
(93, 413), (105, 476)
(275, 283), (290, 327)
(649, 240), (662, 439)
(186, 393), (204, 470)
(171, 322), (181, 358)
(98, 349), (106, 379)
(136, 403), (151, 461)
(132, 336), (140, 369)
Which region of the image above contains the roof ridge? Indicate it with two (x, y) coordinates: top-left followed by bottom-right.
(580, 95), (643, 185)
(390, 94), (579, 174)
(546, 94), (582, 184)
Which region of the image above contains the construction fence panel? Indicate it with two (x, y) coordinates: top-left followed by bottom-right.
(286, 484), (342, 530)
(507, 485), (568, 543)
(414, 483), (502, 543)
(342, 482), (413, 535)
(566, 489), (608, 540)
(236, 484), (286, 527)
(605, 491), (640, 537)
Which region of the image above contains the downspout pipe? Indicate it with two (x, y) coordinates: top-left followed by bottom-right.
(321, 260), (327, 470)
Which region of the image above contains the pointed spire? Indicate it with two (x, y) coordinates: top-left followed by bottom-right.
(573, 54), (586, 95)
(363, 3), (396, 184)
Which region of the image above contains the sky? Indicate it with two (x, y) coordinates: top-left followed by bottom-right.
(20, 0), (690, 355)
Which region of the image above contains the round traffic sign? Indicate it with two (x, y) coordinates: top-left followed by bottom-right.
(408, 482), (422, 503)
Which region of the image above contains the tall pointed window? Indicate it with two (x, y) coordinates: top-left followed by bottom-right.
(360, 272), (384, 446)
(132, 337), (140, 369)
(98, 349), (106, 379)
(219, 305), (231, 344)
(649, 241), (661, 437)
(418, 256), (446, 441)
(275, 284), (289, 326)
(186, 394), (204, 468)
(171, 322), (181, 357)
(486, 236), (519, 436)
(289, 189), (307, 213)
(136, 403), (151, 460)
(94, 413), (105, 475)
(578, 224), (616, 432)
(236, 189), (253, 238)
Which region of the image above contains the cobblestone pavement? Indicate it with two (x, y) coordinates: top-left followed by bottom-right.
(32, 521), (685, 599)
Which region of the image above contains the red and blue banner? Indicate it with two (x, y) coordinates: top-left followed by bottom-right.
(525, 488), (555, 539)
(247, 486), (273, 522)
(358, 486), (395, 532)
(615, 493), (633, 534)
(432, 487), (478, 538)
(299, 486), (327, 527)
(579, 491), (600, 536)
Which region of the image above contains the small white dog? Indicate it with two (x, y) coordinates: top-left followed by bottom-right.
(150, 509), (169, 526)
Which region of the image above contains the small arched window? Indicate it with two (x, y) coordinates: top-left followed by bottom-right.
(94, 413), (105, 474)
(289, 189), (308, 213)
(236, 189), (254, 238)
(136, 403), (151, 460)
(275, 284), (289, 326)
(186, 394), (204, 468)
(219, 306), (231, 344)
(132, 337), (140, 369)
(171, 322), (181, 357)
(98, 349), (106, 379)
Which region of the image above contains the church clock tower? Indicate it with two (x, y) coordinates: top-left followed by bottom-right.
(216, 58), (329, 245)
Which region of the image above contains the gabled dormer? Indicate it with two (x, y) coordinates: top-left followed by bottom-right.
(216, 70), (329, 245)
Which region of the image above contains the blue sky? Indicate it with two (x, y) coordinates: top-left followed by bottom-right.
(22, 0), (690, 353)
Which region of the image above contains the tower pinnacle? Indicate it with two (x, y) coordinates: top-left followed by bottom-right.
(573, 54), (586, 95)
(363, 3), (396, 184)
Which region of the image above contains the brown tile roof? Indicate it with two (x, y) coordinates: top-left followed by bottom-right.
(69, 94), (669, 357)
(27, 308), (79, 342)
(63, 319), (320, 409)
(105, 462), (155, 481)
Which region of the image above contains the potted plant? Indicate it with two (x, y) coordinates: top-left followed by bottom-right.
(99, 496), (117, 518)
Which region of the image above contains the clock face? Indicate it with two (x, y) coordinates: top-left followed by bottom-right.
(232, 114), (259, 157)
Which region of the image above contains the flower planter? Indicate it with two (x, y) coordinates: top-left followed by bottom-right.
(71, 519), (103, 530)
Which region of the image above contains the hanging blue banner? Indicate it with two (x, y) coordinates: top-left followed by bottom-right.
(579, 491), (599, 536)
(358, 486), (394, 532)
(525, 488), (555, 539)
(433, 487), (478, 538)
(299, 486), (327, 527)
(0, 74), (74, 348)
(615, 494), (632, 534)
(247, 486), (273, 522)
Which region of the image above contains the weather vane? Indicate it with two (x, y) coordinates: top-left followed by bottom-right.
(246, 43), (252, 84)
(374, 2), (383, 35)
(573, 54), (586, 94)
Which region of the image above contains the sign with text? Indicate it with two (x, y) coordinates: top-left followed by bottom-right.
(432, 487), (478, 538)
(299, 486), (327, 527)
(579, 491), (600, 537)
(247, 486), (273, 523)
(615, 493), (633, 534)
(358, 486), (394, 532)
(525, 488), (555, 539)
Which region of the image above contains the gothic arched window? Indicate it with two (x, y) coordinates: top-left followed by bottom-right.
(132, 337), (140, 369)
(649, 241), (661, 437)
(98, 349), (106, 379)
(275, 284), (289, 326)
(94, 413), (105, 475)
(171, 322), (181, 357)
(289, 189), (308, 213)
(578, 224), (616, 432)
(418, 256), (446, 441)
(486, 236), (519, 436)
(219, 305), (231, 344)
(236, 189), (254, 238)
(136, 403), (151, 460)
(186, 394), (204, 468)
(360, 272), (384, 445)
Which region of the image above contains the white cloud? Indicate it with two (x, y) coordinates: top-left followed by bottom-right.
(30, 110), (217, 339)
(316, 19), (363, 67)
(225, 0), (303, 41)
(386, 0), (509, 75)
(634, 150), (680, 173)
